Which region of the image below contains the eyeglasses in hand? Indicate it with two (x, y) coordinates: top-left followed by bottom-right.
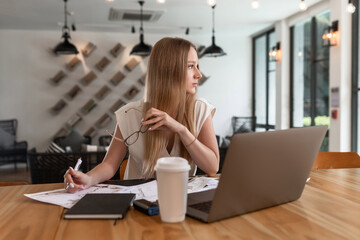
(106, 107), (149, 146)
(106, 124), (149, 146)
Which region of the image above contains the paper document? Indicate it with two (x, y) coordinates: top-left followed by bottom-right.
(188, 176), (218, 193)
(24, 184), (128, 209)
(24, 177), (218, 208)
(117, 180), (158, 202)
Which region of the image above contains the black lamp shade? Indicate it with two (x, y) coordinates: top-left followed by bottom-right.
(130, 33), (152, 56)
(203, 36), (226, 57)
(54, 0), (78, 55)
(130, 1), (151, 57)
(203, 4), (226, 58)
(54, 37), (79, 55)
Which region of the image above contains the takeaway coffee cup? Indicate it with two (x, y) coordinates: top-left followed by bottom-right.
(155, 157), (190, 223)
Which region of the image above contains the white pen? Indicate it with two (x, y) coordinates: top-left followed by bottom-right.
(74, 158), (82, 171)
(66, 158), (82, 190)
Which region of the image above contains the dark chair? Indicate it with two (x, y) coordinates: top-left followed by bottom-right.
(98, 135), (112, 146)
(53, 135), (91, 152)
(28, 151), (121, 184)
(29, 152), (90, 184)
(0, 119), (28, 170)
(211, 116), (256, 175)
(231, 116), (256, 134)
(220, 116), (256, 149)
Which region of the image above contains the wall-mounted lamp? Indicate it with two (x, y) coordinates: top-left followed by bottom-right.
(347, 0), (356, 14)
(269, 42), (281, 62)
(322, 20), (339, 47)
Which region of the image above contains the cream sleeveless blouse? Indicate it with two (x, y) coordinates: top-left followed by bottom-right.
(114, 98), (215, 179)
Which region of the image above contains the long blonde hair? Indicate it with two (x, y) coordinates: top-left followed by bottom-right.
(142, 37), (197, 177)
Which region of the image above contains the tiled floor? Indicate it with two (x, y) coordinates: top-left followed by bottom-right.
(0, 163), (31, 183)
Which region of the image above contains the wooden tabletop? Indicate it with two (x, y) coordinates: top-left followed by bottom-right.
(1, 168), (360, 240)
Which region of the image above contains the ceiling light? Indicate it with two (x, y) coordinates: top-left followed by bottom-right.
(299, 0), (307, 11)
(251, 0), (260, 9)
(157, 0), (166, 3)
(347, 0), (356, 13)
(207, 0), (216, 7)
(130, 1), (152, 56)
(203, 4), (226, 58)
(54, 0), (78, 55)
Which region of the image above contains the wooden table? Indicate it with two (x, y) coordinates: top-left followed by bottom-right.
(1, 169), (360, 240)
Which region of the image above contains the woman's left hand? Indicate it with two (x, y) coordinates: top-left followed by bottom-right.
(142, 108), (184, 133)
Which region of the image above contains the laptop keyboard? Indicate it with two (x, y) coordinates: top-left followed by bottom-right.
(189, 201), (213, 213)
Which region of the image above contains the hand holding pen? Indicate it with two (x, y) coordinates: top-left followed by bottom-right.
(64, 158), (84, 190)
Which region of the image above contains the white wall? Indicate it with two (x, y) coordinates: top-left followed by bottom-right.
(328, 0), (353, 151)
(0, 29), (252, 149)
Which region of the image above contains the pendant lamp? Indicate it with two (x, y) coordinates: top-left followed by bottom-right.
(54, 0), (78, 55)
(203, 4), (226, 58)
(130, 1), (152, 56)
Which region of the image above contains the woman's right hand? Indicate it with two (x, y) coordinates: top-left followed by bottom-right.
(64, 167), (91, 193)
(143, 107), (185, 134)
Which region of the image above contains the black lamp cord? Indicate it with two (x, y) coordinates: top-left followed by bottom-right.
(212, 4), (216, 44)
(63, 0), (69, 34)
(139, 1), (144, 37)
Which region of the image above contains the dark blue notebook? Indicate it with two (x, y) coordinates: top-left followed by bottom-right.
(64, 193), (136, 219)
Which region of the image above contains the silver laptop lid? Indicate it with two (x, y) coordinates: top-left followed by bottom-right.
(207, 126), (327, 222)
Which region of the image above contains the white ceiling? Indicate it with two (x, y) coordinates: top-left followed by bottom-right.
(0, 0), (324, 35)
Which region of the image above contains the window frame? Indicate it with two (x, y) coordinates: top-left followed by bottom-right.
(252, 28), (276, 131)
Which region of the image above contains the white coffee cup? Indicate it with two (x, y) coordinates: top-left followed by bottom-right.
(155, 157), (190, 223)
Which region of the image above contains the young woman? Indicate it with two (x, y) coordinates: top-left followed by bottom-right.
(64, 37), (219, 192)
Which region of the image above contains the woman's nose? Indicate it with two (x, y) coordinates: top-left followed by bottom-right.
(194, 68), (202, 79)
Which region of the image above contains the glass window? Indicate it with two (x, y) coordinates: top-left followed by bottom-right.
(268, 71), (276, 125)
(253, 30), (276, 131)
(254, 36), (267, 126)
(290, 11), (330, 151)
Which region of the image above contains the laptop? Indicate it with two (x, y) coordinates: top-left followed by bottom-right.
(186, 126), (327, 223)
